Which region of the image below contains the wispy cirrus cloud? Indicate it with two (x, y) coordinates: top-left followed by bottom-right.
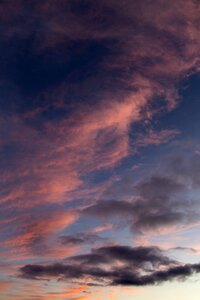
(1, 210), (78, 260)
(0, 0), (200, 211)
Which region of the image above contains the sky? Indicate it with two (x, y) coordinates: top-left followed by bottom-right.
(1, 0), (200, 299)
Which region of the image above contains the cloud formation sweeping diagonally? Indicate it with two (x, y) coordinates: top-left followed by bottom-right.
(1, 0), (200, 299)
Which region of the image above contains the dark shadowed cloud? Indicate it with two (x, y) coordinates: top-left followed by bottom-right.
(20, 244), (200, 286)
(83, 153), (200, 233)
(60, 232), (107, 246)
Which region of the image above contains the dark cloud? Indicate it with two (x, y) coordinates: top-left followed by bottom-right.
(82, 180), (187, 233)
(69, 245), (174, 267)
(83, 154), (200, 233)
(168, 154), (200, 187)
(20, 244), (200, 286)
(60, 232), (106, 246)
(167, 247), (197, 253)
(113, 263), (200, 286)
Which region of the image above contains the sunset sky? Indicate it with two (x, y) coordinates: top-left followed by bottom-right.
(1, 1), (200, 299)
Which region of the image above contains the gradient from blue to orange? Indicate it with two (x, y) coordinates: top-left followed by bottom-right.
(1, 1), (200, 299)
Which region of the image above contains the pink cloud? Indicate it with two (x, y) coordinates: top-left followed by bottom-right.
(1, 210), (78, 260)
(136, 129), (180, 147)
(0, 1), (200, 290)
(0, 0), (199, 212)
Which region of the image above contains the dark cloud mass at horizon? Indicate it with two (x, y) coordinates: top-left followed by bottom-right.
(20, 245), (200, 286)
(1, 0), (200, 299)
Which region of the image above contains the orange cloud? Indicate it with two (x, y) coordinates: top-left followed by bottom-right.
(46, 285), (89, 299)
(0, 280), (13, 292)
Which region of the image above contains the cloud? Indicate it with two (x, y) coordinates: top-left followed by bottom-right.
(83, 153), (200, 234)
(0, 0), (200, 211)
(112, 263), (200, 286)
(20, 244), (200, 286)
(167, 247), (197, 253)
(2, 210), (78, 258)
(135, 129), (180, 147)
(69, 245), (174, 267)
(39, 285), (89, 300)
(90, 224), (113, 233)
(60, 232), (107, 246)
(0, 280), (13, 292)
(1, 1), (200, 295)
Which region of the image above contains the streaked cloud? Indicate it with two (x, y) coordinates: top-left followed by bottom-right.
(0, 0), (200, 299)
